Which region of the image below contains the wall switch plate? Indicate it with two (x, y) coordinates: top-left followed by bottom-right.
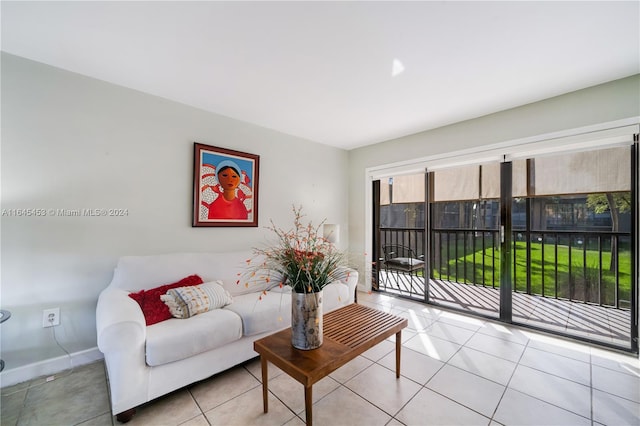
(42, 308), (60, 327)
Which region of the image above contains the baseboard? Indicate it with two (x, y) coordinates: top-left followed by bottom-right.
(0, 347), (104, 388)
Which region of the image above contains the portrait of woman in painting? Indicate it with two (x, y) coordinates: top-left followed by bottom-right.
(193, 143), (259, 227)
(207, 160), (248, 220)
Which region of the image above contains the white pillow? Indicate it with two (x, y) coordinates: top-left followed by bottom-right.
(160, 280), (232, 319)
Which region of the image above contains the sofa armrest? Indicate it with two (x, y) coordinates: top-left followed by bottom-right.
(96, 287), (151, 414)
(96, 287), (146, 352)
(336, 267), (359, 304)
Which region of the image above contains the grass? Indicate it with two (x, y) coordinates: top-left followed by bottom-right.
(432, 240), (632, 308)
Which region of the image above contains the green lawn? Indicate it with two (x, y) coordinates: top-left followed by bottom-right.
(432, 241), (632, 308)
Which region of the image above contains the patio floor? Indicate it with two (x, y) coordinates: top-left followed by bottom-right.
(377, 270), (632, 350)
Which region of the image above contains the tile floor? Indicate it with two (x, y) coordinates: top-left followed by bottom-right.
(2, 291), (639, 426)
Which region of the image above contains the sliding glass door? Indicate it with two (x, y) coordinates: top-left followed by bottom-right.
(508, 145), (636, 350)
(374, 173), (427, 300)
(373, 141), (638, 352)
(429, 161), (503, 320)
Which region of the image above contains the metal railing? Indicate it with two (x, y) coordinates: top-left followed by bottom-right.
(431, 228), (499, 289)
(379, 227), (632, 309)
(377, 228), (425, 297)
(379, 227), (425, 257)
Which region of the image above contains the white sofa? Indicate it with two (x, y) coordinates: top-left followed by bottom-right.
(96, 251), (358, 422)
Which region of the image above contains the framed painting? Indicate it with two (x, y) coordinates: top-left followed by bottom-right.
(193, 143), (259, 227)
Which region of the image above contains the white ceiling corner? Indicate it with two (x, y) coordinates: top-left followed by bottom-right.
(1, 1), (638, 150)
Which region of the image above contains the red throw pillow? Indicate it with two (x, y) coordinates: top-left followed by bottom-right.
(128, 275), (204, 325)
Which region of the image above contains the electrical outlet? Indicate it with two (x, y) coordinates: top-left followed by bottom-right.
(42, 308), (60, 327)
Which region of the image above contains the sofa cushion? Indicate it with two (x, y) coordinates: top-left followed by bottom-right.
(223, 291), (291, 336)
(267, 281), (349, 310)
(145, 308), (242, 366)
(319, 281), (350, 311)
(128, 274), (204, 325)
(161, 281), (232, 319)
(224, 280), (350, 336)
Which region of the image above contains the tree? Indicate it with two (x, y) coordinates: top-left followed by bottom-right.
(586, 192), (631, 271)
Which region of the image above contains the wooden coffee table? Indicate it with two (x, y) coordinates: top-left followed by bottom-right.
(253, 303), (407, 426)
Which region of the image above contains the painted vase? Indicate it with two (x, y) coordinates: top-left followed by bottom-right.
(291, 290), (323, 350)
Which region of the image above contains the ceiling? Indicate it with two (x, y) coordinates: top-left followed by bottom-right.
(2, 1), (639, 150)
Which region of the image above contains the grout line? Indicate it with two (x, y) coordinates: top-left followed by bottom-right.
(589, 350), (595, 426)
(186, 386), (211, 425)
(489, 335), (532, 422)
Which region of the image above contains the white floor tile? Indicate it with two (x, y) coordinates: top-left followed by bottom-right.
(416, 305), (443, 321)
(19, 362), (111, 426)
(525, 333), (591, 363)
(204, 386), (296, 426)
(592, 389), (640, 426)
(436, 310), (486, 332)
(179, 414), (211, 426)
(426, 365), (505, 417)
(283, 416), (306, 426)
(403, 331), (462, 362)
(476, 322), (530, 345)
(122, 390), (201, 426)
(344, 363), (422, 416)
(386, 327), (417, 344)
(268, 373), (340, 415)
(448, 346), (517, 386)
(190, 365), (261, 412)
(395, 387), (490, 426)
(592, 364), (640, 403)
(590, 347), (640, 376)
(494, 388), (590, 425)
(425, 321), (476, 345)
(329, 355), (374, 383)
(244, 357), (285, 381)
(393, 297), (429, 312)
(310, 386), (392, 426)
(390, 308), (432, 331)
(378, 346), (444, 385)
(361, 339), (395, 362)
(464, 333), (526, 363)
(509, 365), (591, 418)
(358, 300), (394, 313)
(519, 346), (591, 385)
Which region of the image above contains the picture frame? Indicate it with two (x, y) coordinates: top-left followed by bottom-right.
(193, 142), (259, 227)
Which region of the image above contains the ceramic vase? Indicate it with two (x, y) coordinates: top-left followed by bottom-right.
(291, 290), (323, 350)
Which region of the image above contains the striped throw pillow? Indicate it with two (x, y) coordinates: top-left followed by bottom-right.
(160, 281), (232, 319)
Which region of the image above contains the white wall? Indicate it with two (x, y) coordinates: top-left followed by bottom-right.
(2, 53), (637, 382)
(0, 53), (350, 378)
(347, 74), (640, 288)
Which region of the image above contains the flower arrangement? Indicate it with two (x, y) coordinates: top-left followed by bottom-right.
(246, 205), (350, 294)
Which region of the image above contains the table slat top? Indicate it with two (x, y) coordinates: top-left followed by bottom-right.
(254, 303), (407, 386)
(323, 303), (406, 348)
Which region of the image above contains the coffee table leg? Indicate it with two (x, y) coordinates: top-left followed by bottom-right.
(395, 330), (402, 378)
(304, 385), (313, 426)
(261, 357), (268, 413)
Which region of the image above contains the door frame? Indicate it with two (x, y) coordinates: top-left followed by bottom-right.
(364, 120), (639, 352)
